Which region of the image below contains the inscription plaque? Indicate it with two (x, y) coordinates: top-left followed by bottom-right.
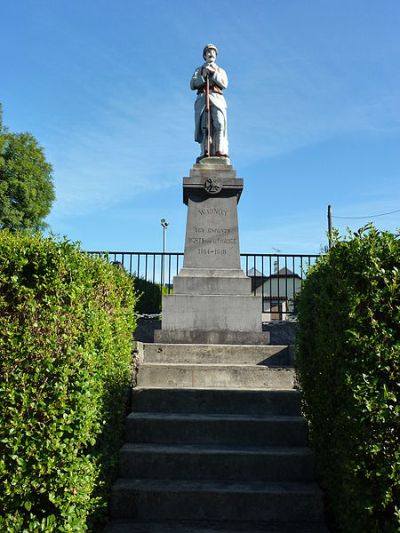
(183, 194), (240, 269)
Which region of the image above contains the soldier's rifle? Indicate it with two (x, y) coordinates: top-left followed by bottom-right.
(205, 71), (211, 156)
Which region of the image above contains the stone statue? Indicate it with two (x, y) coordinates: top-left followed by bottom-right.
(190, 44), (229, 159)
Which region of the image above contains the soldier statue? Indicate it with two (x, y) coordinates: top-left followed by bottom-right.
(190, 44), (229, 159)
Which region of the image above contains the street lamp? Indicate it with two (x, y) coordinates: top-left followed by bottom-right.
(160, 218), (169, 286)
(160, 218), (169, 254)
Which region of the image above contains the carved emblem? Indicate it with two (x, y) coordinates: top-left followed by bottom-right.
(204, 177), (222, 195)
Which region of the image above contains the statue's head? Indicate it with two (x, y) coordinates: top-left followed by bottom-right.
(203, 43), (218, 63)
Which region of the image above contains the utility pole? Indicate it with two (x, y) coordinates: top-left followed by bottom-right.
(328, 205), (332, 250)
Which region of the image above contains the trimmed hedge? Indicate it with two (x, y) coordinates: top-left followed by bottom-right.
(134, 276), (162, 315)
(296, 226), (400, 532)
(0, 232), (137, 531)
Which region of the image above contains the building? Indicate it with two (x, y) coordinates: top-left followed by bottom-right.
(248, 265), (302, 321)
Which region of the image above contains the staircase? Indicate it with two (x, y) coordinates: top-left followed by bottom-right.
(105, 342), (328, 532)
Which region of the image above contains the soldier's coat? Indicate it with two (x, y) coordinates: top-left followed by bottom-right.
(190, 63), (228, 147)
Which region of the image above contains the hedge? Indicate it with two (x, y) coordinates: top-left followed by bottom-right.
(296, 226), (400, 532)
(134, 276), (162, 315)
(0, 232), (137, 531)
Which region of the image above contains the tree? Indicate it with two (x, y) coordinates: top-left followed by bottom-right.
(0, 105), (55, 231)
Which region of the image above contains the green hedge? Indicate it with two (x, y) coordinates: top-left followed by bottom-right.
(296, 226), (400, 533)
(134, 276), (162, 315)
(0, 232), (137, 531)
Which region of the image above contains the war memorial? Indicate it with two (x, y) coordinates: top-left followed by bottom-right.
(106, 45), (327, 532)
(156, 43), (266, 345)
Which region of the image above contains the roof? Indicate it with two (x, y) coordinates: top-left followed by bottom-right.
(247, 267), (263, 276)
(248, 267), (301, 280)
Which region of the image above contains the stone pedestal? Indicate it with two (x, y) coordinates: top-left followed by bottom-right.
(155, 158), (267, 344)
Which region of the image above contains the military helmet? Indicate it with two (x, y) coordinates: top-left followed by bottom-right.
(203, 43), (218, 59)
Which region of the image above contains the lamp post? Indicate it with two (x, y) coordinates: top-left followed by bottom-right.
(160, 218), (169, 286)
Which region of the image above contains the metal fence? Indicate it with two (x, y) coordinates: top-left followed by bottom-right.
(86, 251), (320, 320)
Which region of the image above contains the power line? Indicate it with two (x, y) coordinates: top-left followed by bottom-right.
(332, 208), (400, 220)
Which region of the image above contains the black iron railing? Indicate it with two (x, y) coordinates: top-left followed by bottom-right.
(86, 251), (320, 320)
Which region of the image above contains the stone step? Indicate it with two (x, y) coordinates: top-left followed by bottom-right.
(119, 443), (314, 482)
(137, 363), (295, 389)
(104, 520), (330, 533)
(125, 412), (308, 447)
(139, 342), (290, 365)
(131, 388), (302, 416)
(110, 479), (324, 523)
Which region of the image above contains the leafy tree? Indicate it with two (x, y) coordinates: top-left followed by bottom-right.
(0, 104), (55, 231)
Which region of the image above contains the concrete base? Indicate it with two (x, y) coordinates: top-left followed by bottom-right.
(154, 329), (269, 345)
(161, 293), (261, 331)
(173, 268), (251, 295)
(158, 293), (266, 345)
(158, 161), (264, 344)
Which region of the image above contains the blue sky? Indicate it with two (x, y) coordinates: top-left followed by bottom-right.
(2, 0), (400, 253)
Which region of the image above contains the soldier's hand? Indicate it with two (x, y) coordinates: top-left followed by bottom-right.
(202, 65), (215, 78)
